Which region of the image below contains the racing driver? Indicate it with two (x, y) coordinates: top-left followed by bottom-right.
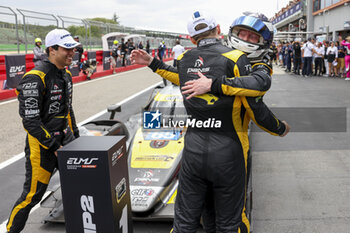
(6, 29), (80, 233)
(131, 11), (290, 233)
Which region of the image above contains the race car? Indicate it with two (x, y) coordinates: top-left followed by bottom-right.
(40, 84), (186, 222)
(127, 84), (186, 220)
(40, 84), (253, 228)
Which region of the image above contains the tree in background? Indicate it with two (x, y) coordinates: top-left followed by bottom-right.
(67, 14), (120, 39)
(113, 12), (119, 24)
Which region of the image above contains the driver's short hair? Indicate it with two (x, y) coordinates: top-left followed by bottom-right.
(192, 24), (217, 43)
(45, 45), (59, 56)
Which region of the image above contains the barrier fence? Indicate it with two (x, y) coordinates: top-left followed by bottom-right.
(0, 48), (179, 100)
(0, 5), (194, 54)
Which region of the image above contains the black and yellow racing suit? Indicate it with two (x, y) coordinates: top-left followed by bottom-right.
(148, 38), (286, 233)
(7, 59), (79, 233)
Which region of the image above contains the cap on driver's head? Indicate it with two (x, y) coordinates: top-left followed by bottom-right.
(45, 29), (80, 49)
(187, 11), (217, 37)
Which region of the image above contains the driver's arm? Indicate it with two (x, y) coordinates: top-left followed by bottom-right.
(241, 96), (287, 136)
(210, 51), (272, 97)
(148, 56), (180, 86)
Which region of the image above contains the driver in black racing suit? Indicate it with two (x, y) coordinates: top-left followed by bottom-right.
(131, 11), (289, 233)
(6, 29), (80, 233)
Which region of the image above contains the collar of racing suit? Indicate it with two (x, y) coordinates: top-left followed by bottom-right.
(42, 59), (67, 76)
(197, 38), (220, 47)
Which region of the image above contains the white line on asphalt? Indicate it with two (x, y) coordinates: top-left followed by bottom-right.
(0, 80), (162, 170)
(0, 152), (24, 170)
(0, 98), (17, 106)
(78, 81), (162, 126)
(74, 66), (150, 87)
(0, 220), (6, 233)
(0, 191), (51, 233)
(0, 66), (149, 106)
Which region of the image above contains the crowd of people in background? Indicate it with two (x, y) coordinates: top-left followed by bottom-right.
(110, 38), (162, 72)
(270, 35), (350, 80)
(33, 34), (184, 76)
(108, 38), (183, 74)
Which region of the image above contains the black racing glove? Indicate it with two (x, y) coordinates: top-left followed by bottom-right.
(251, 54), (273, 75)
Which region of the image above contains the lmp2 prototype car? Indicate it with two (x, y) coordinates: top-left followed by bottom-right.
(40, 84), (253, 228)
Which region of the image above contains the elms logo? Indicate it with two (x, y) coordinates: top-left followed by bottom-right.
(9, 65), (25, 74)
(143, 110), (161, 129)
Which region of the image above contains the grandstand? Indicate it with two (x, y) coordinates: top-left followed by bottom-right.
(0, 27), (35, 52)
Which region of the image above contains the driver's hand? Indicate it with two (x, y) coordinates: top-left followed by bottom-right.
(181, 72), (212, 99)
(130, 49), (153, 66)
(54, 146), (63, 157)
(280, 121), (290, 137)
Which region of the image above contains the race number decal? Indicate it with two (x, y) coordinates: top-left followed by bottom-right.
(145, 131), (180, 140)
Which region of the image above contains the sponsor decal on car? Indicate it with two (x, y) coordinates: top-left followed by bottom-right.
(145, 131), (181, 141)
(133, 169), (161, 185)
(150, 140), (169, 148)
(134, 155), (174, 162)
(131, 188), (154, 196)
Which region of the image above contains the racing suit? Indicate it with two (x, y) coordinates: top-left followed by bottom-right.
(148, 38), (286, 233)
(6, 59), (79, 233)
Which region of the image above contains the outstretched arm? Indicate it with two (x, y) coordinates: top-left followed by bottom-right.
(131, 49), (180, 85)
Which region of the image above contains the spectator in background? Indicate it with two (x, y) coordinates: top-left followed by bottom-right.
(146, 40), (150, 54)
(270, 42), (278, 65)
(111, 40), (119, 74)
(323, 40), (330, 76)
(336, 38), (346, 78)
(121, 38), (127, 66)
(342, 36), (350, 80)
(33, 38), (46, 66)
(73, 36), (84, 69)
(284, 41), (292, 72)
(172, 40), (185, 67)
(138, 41), (144, 50)
(278, 43), (283, 66)
(327, 41), (338, 77)
(158, 41), (166, 61)
(281, 41), (286, 68)
(293, 41), (302, 75)
(127, 41), (136, 65)
(128, 41), (136, 54)
(301, 38), (316, 77)
(314, 42), (324, 76)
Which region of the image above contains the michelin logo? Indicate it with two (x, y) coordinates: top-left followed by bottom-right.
(143, 110), (161, 129)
